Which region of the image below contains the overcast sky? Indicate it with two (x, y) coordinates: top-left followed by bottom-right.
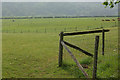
(2, 0), (105, 2)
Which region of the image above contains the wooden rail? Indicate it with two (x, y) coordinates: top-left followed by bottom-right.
(63, 29), (109, 36)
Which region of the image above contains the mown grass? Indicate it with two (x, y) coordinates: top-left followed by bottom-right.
(2, 17), (118, 78)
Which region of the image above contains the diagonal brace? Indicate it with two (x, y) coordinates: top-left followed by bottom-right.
(61, 41), (89, 78)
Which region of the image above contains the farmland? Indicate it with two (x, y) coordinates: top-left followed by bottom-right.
(2, 17), (118, 78)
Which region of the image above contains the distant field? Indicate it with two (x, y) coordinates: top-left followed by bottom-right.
(2, 17), (118, 33)
(2, 17), (118, 78)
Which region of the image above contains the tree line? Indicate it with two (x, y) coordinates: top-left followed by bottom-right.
(0, 16), (118, 19)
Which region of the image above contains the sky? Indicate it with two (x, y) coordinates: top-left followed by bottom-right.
(1, 0), (105, 2)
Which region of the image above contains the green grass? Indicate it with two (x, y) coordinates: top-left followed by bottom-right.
(2, 17), (118, 33)
(2, 17), (118, 78)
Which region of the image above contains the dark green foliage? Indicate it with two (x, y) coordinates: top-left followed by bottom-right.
(103, 2), (108, 6)
(103, 0), (120, 8)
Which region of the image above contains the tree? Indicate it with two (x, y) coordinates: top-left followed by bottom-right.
(103, 0), (120, 8)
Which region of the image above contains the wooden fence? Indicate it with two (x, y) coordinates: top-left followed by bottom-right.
(58, 29), (110, 79)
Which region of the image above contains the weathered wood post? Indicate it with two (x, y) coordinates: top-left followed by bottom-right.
(93, 36), (99, 79)
(59, 32), (63, 67)
(102, 29), (105, 55)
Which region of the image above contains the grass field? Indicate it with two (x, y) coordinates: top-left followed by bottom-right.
(2, 17), (118, 78)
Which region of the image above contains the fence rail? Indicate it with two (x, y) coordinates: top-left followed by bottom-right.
(63, 29), (109, 36)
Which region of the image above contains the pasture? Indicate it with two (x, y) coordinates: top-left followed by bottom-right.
(2, 17), (118, 78)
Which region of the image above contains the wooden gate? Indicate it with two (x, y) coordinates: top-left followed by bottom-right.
(58, 29), (110, 78)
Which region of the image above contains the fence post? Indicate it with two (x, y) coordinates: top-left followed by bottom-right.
(59, 32), (63, 67)
(102, 29), (104, 55)
(93, 36), (99, 79)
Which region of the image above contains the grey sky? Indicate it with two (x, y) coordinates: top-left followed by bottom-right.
(2, 0), (105, 2)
